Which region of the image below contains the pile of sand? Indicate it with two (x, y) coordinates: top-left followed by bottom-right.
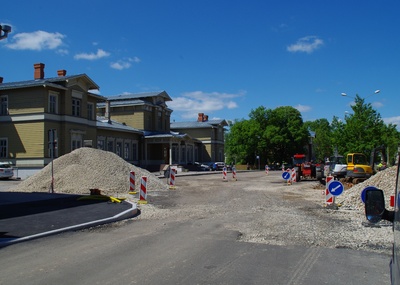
(10, 147), (169, 196)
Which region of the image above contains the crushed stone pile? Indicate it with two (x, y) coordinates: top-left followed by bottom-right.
(337, 166), (397, 211)
(10, 147), (169, 196)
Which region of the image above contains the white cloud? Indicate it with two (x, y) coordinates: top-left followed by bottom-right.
(6, 30), (65, 51)
(383, 116), (400, 128)
(372, 101), (384, 108)
(168, 91), (245, 119)
(74, 49), (110, 60)
(287, 36), (324, 54)
(56, 49), (69, 56)
(110, 57), (141, 70)
(294, 104), (311, 112)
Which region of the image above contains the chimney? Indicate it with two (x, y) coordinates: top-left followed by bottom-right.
(197, 113), (204, 122)
(57, 69), (67, 77)
(105, 100), (111, 123)
(0, 77), (3, 84)
(204, 115), (208, 121)
(34, 63), (45, 79)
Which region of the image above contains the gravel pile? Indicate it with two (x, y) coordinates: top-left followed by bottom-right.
(337, 166), (397, 211)
(9, 147), (169, 196)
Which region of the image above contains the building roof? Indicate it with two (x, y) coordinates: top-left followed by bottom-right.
(170, 119), (228, 129)
(0, 74), (98, 90)
(144, 130), (200, 142)
(96, 116), (143, 134)
(0, 74), (104, 100)
(105, 91), (172, 102)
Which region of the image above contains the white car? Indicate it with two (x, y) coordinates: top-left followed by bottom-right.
(0, 162), (14, 179)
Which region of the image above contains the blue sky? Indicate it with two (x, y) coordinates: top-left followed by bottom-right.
(1, 1), (399, 127)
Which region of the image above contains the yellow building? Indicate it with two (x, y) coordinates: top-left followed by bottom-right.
(170, 113), (228, 163)
(0, 63), (227, 171)
(97, 92), (204, 171)
(0, 63), (143, 167)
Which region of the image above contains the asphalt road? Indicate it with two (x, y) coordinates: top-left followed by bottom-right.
(0, 172), (391, 284)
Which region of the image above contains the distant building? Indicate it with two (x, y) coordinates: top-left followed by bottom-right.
(170, 113), (228, 163)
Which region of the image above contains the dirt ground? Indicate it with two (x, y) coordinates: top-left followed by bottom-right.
(134, 170), (392, 254)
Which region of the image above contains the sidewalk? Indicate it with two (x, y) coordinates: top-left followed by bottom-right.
(0, 191), (139, 248)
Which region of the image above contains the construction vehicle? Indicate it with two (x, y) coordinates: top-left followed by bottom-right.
(292, 153), (320, 182)
(328, 155), (347, 179)
(341, 146), (386, 184)
(314, 154), (347, 184)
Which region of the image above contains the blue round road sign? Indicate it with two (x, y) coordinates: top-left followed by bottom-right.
(282, 172), (290, 180)
(328, 180), (344, 196)
(360, 186), (378, 204)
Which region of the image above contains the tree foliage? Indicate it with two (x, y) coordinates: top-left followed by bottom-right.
(225, 96), (400, 167)
(225, 106), (309, 166)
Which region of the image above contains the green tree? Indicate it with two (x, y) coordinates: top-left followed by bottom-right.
(342, 95), (387, 156)
(304, 118), (332, 162)
(225, 106), (309, 166)
(263, 106), (309, 164)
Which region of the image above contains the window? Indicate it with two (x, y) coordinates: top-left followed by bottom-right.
(97, 139), (105, 150)
(72, 98), (81, 117)
(116, 141), (122, 157)
(47, 129), (58, 158)
(0, 138), (7, 158)
(0, 95), (8, 115)
(124, 142), (130, 160)
(107, 139), (114, 152)
(71, 133), (83, 150)
(87, 103), (94, 120)
(158, 111), (162, 130)
(132, 143), (138, 161)
(48, 92), (58, 114)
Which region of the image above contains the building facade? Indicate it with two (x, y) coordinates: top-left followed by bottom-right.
(0, 63), (227, 170)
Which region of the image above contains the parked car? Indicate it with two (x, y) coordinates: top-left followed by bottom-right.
(0, 162), (14, 179)
(194, 162), (210, 171)
(209, 162), (225, 171)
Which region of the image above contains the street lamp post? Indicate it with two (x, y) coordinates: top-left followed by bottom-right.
(341, 89), (380, 100)
(0, 24), (12, 40)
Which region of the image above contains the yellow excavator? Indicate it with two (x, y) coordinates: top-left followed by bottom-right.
(341, 146), (386, 184)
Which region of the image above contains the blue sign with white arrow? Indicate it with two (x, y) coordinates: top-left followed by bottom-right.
(328, 180), (344, 196)
(282, 172), (290, 180)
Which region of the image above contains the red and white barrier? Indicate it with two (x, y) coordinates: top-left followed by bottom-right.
(169, 168), (176, 189)
(390, 195), (395, 207)
(223, 167), (227, 181)
(286, 168), (292, 185)
(325, 176), (334, 205)
(291, 168), (296, 183)
(138, 176), (148, 204)
(265, 165), (269, 175)
(232, 166), (237, 181)
(129, 171), (137, 194)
